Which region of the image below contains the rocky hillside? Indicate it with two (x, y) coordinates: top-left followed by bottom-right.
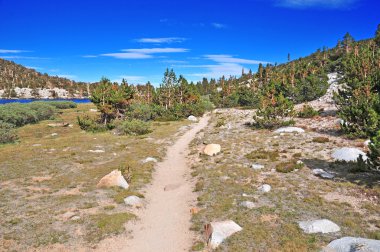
(0, 58), (91, 98)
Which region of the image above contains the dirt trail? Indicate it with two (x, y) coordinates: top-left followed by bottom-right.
(96, 114), (210, 252)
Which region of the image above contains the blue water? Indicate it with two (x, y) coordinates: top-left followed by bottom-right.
(0, 98), (91, 105)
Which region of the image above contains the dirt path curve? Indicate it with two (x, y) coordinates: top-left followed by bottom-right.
(121, 115), (209, 252)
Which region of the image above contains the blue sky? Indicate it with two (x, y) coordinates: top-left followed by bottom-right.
(0, 0), (379, 85)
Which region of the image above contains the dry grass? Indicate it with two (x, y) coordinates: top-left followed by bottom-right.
(0, 103), (190, 250)
(189, 108), (380, 251)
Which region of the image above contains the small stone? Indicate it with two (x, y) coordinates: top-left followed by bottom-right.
(143, 157), (158, 163)
(187, 115), (198, 122)
(251, 164), (264, 170)
(51, 133), (58, 136)
(240, 201), (256, 209)
(88, 149), (105, 153)
(312, 169), (335, 179)
(124, 196), (144, 208)
(190, 207), (200, 214)
(220, 176), (230, 181)
(299, 219), (340, 234)
(258, 184), (271, 193)
(71, 216), (81, 221)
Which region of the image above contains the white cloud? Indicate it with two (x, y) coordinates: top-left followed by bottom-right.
(275, 0), (357, 8)
(101, 48), (189, 59)
(82, 55), (98, 58)
(0, 49), (31, 53)
(25, 66), (43, 70)
(101, 52), (153, 59)
(113, 75), (146, 84)
(58, 74), (77, 80)
(205, 54), (270, 65)
(161, 59), (189, 64)
(211, 23), (227, 29)
(0, 56), (48, 60)
(122, 48), (189, 53)
(136, 37), (187, 43)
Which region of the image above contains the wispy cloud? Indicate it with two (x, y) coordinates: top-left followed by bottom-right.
(25, 66), (43, 70)
(0, 56), (48, 60)
(57, 74), (77, 80)
(161, 59), (189, 64)
(275, 0), (357, 9)
(136, 37), (187, 43)
(113, 75), (146, 84)
(0, 49), (32, 53)
(82, 55), (98, 58)
(205, 54), (270, 65)
(177, 54), (269, 79)
(211, 23), (227, 29)
(101, 48), (189, 59)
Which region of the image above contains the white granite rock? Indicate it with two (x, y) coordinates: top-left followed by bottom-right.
(205, 220), (243, 249)
(124, 196), (144, 208)
(97, 170), (129, 189)
(240, 201), (256, 209)
(258, 184), (271, 193)
(312, 169), (335, 179)
(299, 219), (340, 234)
(274, 127), (305, 133)
(251, 164), (264, 170)
(323, 237), (380, 252)
(332, 147), (367, 162)
(204, 144), (221, 156)
(187, 115), (198, 122)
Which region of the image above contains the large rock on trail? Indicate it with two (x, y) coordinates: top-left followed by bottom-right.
(205, 220), (243, 249)
(188, 115), (198, 122)
(204, 144), (221, 156)
(322, 237), (380, 252)
(97, 170), (129, 189)
(299, 219), (340, 234)
(331, 147), (367, 162)
(124, 196), (144, 208)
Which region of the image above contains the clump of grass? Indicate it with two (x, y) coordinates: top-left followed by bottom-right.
(312, 136), (330, 143)
(215, 118), (226, 127)
(276, 159), (304, 173)
(245, 149), (279, 161)
(191, 241), (205, 251)
(293, 153), (302, 158)
(194, 178), (205, 192)
(117, 119), (152, 135)
(86, 212), (135, 242)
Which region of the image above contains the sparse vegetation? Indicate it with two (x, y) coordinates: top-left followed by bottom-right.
(117, 119), (152, 135)
(298, 104), (319, 118)
(275, 159), (304, 173)
(312, 136), (330, 143)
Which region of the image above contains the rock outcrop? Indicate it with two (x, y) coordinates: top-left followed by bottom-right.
(331, 147), (367, 162)
(323, 237), (380, 252)
(299, 219), (340, 234)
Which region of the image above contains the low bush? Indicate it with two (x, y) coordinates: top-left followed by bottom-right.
(77, 114), (108, 132)
(43, 101), (77, 109)
(298, 104), (319, 118)
(312, 137), (330, 143)
(276, 159), (304, 173)
(0, 121), (18, 144)
(117, 119), (152, 135)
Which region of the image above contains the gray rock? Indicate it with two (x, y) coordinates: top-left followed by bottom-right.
(88, 149), (105, 153)
(205, 220), (242, 249)
(124, 196), (144, 208)
(274, 127), (305, 134)
(332, 147), (367, 162)
(251, 164), (264, 170)
(240, 201), (256, 209)
(187, 115), (198, 122)
(143, 157), (158, 163)
(323, 237), (380, 252)
(299, 219), (340, 234)
(258, 184), (271, 193)
(312, 169), (335, 179)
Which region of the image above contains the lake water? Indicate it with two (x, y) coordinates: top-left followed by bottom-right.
(0, 98), (91, 105)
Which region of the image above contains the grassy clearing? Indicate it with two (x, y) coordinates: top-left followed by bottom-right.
(0, 103), (190, 250)
(189, 108), (380, 251)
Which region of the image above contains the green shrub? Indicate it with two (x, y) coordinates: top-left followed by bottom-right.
(125, 103), (158, 121)
(312, 137), (330, 143)
(0, 121), (18, 144)
(43, 101), (77, 109)
(117, 119), (152, 135)
(28, 102), (56, 120)
(276, 159), (304, 173)
(215, 118), (226, 127)
(77, 114), (108, 132)
(298, 104), (319, 118)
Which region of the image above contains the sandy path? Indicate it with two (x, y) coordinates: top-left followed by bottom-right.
(98, 115), (209, 252)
